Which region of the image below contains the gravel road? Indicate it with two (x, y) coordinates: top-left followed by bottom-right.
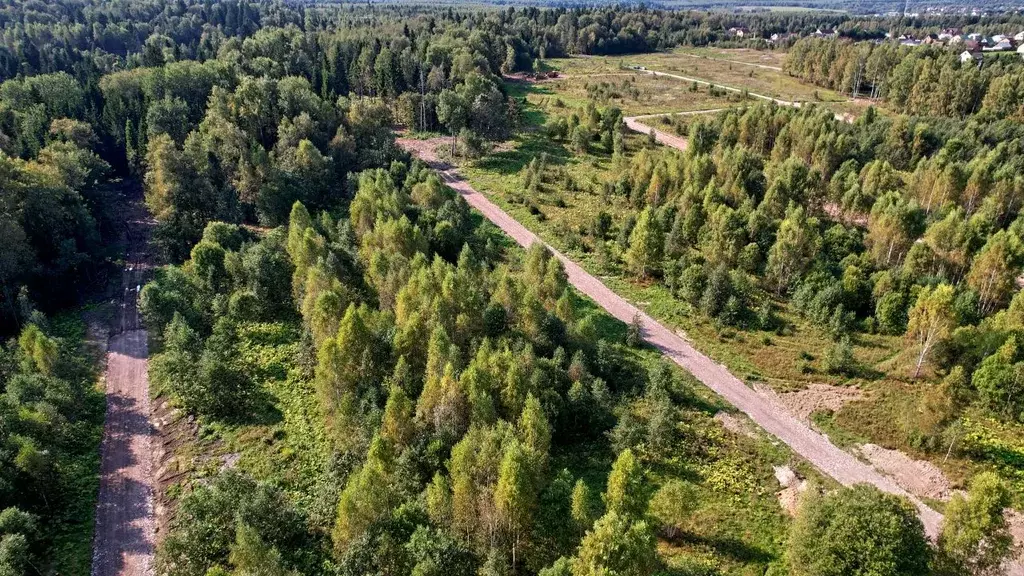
(623, 116), (696, 151)
(397, 137), (945, 538)
(92, 204), (155, 576)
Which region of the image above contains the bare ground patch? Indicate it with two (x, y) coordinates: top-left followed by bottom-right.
(151, 399), (199, 541)
(714, 411), (759, 439)
(855, 444), (953, 501)
(764, 383), (864, 421)
(773, 465), (808, 517)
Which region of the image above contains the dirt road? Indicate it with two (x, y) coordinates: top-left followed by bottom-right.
(641, 68), (800, 106)
(397, 137), (945, 537)
(92, 201), (155, 576)
(623, 112), (720, 151)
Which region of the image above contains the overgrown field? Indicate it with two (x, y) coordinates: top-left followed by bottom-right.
(514, 73), (742, 116)
(438, 69), (1024, 504)
(547, 53), (845, 103)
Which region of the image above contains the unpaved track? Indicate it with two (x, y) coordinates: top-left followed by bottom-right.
(674, 51), (784, 72)
(397, 137), (944, 537)
(92, 204), (155, 576)
(642, 68), (800, 106)
(624, 115), (708, 150)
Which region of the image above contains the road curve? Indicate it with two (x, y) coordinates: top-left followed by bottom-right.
(397, 137), (945, 538)
(623, 116), (696, 151)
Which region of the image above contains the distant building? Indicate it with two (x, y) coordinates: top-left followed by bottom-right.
(1015, 31), (1024, 42)
(960, 50), (983, 65)
(1018, 44), (1024, 60)
(983, 39), (1013, 52)
(728, 27), (750, 38)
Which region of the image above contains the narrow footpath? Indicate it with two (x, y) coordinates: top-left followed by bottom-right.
(91, 197), (156, 576)
(397, 137), (945, 538)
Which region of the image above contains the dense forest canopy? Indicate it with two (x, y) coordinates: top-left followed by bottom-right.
(0, 0), (867, 328)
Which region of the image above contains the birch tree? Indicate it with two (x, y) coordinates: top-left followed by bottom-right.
(906, 284), (957, 379)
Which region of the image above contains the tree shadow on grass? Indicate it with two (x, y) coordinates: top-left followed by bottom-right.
(667, 529), (776, 565)
(473, 133), (570, 175)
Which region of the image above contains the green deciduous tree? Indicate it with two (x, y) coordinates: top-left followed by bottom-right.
(906, 284), (957, 379)
(571, 511), (657, 576)
(570, 480), (595, 534)
(766, 204), (819, 294)
(787, 485), (930, 576)
(970, 336), (1024, 421)
(625, 208), (663, 280)
(603, 449), (645, 519)
(494, 440), (538, 571)
(967, 230), (1022, 316)
(935, 472), (1013, 576)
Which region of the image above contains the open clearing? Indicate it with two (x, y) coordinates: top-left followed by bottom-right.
(550, 52), (842, 103)
(522, 73), (742, 116)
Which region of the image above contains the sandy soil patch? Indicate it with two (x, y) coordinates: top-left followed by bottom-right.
(771, 383), (864, 421)
(1005, 510), (1024, 574)
(714, 411), (759, 439)
(856, 444), (953, 501)
(773, 465), (808, 517)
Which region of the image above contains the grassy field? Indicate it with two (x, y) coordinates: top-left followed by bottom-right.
(515, 74), (744, 116)
(547, 51), (848, 105)
(665, 47), (788, 68)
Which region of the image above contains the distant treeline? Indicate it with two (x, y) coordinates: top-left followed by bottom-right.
(786, 38), (1024, 118)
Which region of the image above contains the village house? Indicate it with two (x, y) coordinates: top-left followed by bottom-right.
(983, 38), (1013, 51)
(960, 50), (983, 65)
(768, 32), (796, 44)
(939, 27), (961, 39)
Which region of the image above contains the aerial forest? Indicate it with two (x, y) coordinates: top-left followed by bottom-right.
(1, 1), (1024, 575)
